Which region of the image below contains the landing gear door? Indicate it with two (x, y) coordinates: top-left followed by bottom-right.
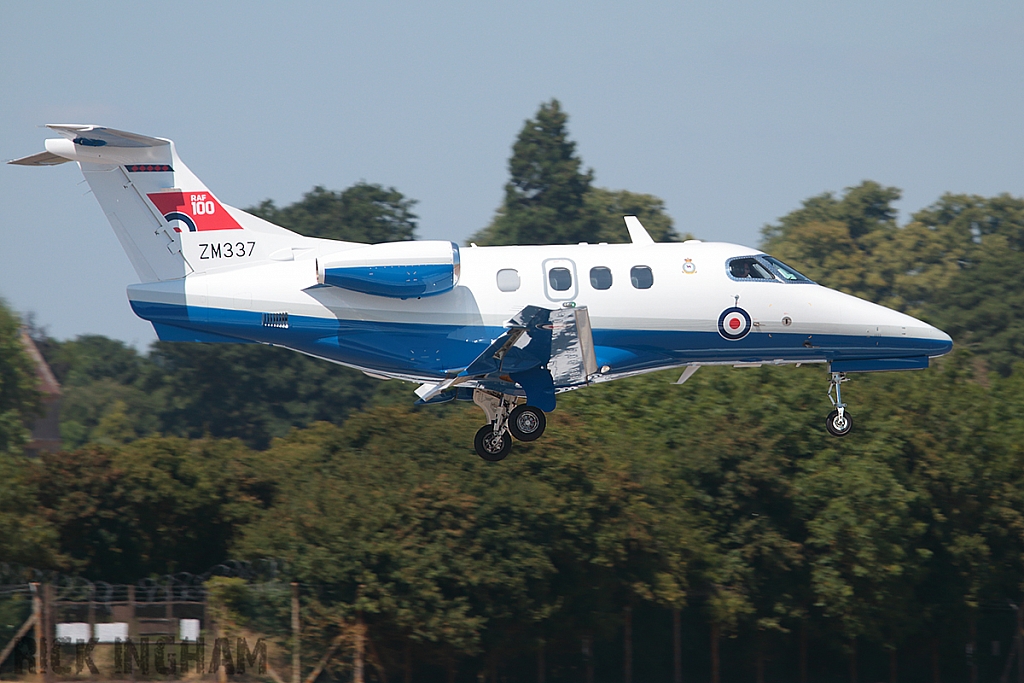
(547, 305), (598, 387)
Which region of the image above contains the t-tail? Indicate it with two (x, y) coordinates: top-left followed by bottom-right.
(9, 125), (311, 282)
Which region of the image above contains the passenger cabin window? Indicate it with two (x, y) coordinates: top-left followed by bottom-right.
(729, 257), (774, 280)
(630, 266), (654, 289)
(496, 268), (520, 292)
(549, 267), (573, 291)
(590, 266), (613, 290)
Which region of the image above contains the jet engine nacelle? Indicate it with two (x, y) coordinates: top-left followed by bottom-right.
(317, 241), (460, 299)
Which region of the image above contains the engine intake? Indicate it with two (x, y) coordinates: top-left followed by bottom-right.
(317, 241), (460, 299)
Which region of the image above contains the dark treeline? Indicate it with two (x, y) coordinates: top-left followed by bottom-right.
(3, 100), (1024, 682)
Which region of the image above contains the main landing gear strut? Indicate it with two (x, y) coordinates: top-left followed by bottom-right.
(826, 372), (853, 437)
(472, 388), (547, 461)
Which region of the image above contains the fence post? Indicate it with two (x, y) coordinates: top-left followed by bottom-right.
(31, 583), (42, 682)
(1017, 600), (1024, 683)
(291, 582), (300, 683)
(354, 612), (365, 683)
(623, 605), (633, 683)
(672, 608), (681, 683)
(87, 584), (95, 647)
(127, 585), (136, 682)
(43, 584), (52, 683)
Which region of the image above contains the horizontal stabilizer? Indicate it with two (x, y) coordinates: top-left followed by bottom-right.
(45, 124), (168, 148)
(8, 150), (70, 166)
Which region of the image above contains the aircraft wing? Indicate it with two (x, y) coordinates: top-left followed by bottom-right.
(416, 305), (597, 410)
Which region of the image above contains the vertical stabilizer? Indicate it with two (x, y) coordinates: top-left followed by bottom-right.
(10, 125), (257, 282)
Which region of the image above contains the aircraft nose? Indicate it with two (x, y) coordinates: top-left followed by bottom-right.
(837, 291), (953, 358)
(910, 318), (954, 357)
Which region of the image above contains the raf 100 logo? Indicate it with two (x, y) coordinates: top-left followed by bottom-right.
(190, 194), (216, 216)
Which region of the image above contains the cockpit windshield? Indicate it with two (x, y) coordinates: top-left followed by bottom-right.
(727, 255), (815, 283)
(729, 257), (774, 280)
(761, 255), (813, 283)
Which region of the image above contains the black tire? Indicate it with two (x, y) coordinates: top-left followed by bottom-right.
(474, 425), (512, 461)
(508, 405), (546, 442)
(826, 409), (853, 437)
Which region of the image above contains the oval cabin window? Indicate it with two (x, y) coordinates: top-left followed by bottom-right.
(590, 266), (613, 290)
(496, 269), (520, 292)
(549, 267), (573, 292)
(630, 266), (654, 289)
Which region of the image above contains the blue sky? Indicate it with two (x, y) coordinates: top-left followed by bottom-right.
(2, 1), (1022, 346)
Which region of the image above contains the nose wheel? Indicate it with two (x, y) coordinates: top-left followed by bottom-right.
(826, 372), (853, 437)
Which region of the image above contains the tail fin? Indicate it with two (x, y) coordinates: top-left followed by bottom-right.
(10, 125), (300, 282)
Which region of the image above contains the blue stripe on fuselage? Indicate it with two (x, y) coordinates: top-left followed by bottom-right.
(130, 301), (953, 381)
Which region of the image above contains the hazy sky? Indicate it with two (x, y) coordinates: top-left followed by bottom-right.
(2, 1), (1022, 346)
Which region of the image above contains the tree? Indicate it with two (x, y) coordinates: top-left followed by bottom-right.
(759, 181), (903, 305)
(0, 454), (59, 569)
(586, 188), (683, 243)
(33, 435), (267, 581)
(33, 334), (162, 449)
(0, 301), (41, 454)
(913, 194), (1024, 375)
(0, 302), (57, 569)
(473, 100), (680, 246)
(148, 342), (379, 449)
(471, 100), (595, 246)
(250, 182), (418, 243)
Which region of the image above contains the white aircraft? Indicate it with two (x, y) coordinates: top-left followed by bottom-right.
(12, 126), (953, 460)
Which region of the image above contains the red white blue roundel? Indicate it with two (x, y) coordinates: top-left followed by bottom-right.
(718, 307), (752, 340)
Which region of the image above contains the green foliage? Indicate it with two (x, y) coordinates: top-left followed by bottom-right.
(472, 100), (679, 246)
(233, 407), (694, 667)
(914, 194), (1024, 375)
(0, 454), (59, 568)
(472, 100), (594, 246)
(0, 593), (31, 653)
(0, 301), (41, 454)
(0, 301), (58, 568)
(32, 436), (267, 582)
(249, 183), (418, 243)
(585, 188), (683, 243)
(33, 322), (382, 452)
(148, 342), (379, 449)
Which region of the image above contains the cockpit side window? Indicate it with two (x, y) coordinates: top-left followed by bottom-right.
(761, 255), (814, 283)
(728, 257), (774, 280)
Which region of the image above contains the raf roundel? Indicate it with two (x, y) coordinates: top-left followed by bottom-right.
(163, 211), (197, 233)
(718, 306), (752, 340)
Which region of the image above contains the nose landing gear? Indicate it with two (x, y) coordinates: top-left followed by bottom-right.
(826, 372), (853, 437)
(471, 388), (548, 461)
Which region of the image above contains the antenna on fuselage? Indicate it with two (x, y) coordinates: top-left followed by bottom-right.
(623, 216), (655, 245)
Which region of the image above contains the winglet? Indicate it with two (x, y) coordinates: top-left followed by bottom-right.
(624, 216), (655, 245)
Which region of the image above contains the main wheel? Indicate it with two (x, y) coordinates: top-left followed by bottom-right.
(474, 425), (512, 461)
(826, 409), (853, 437)
(508, 405), (546, 442)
